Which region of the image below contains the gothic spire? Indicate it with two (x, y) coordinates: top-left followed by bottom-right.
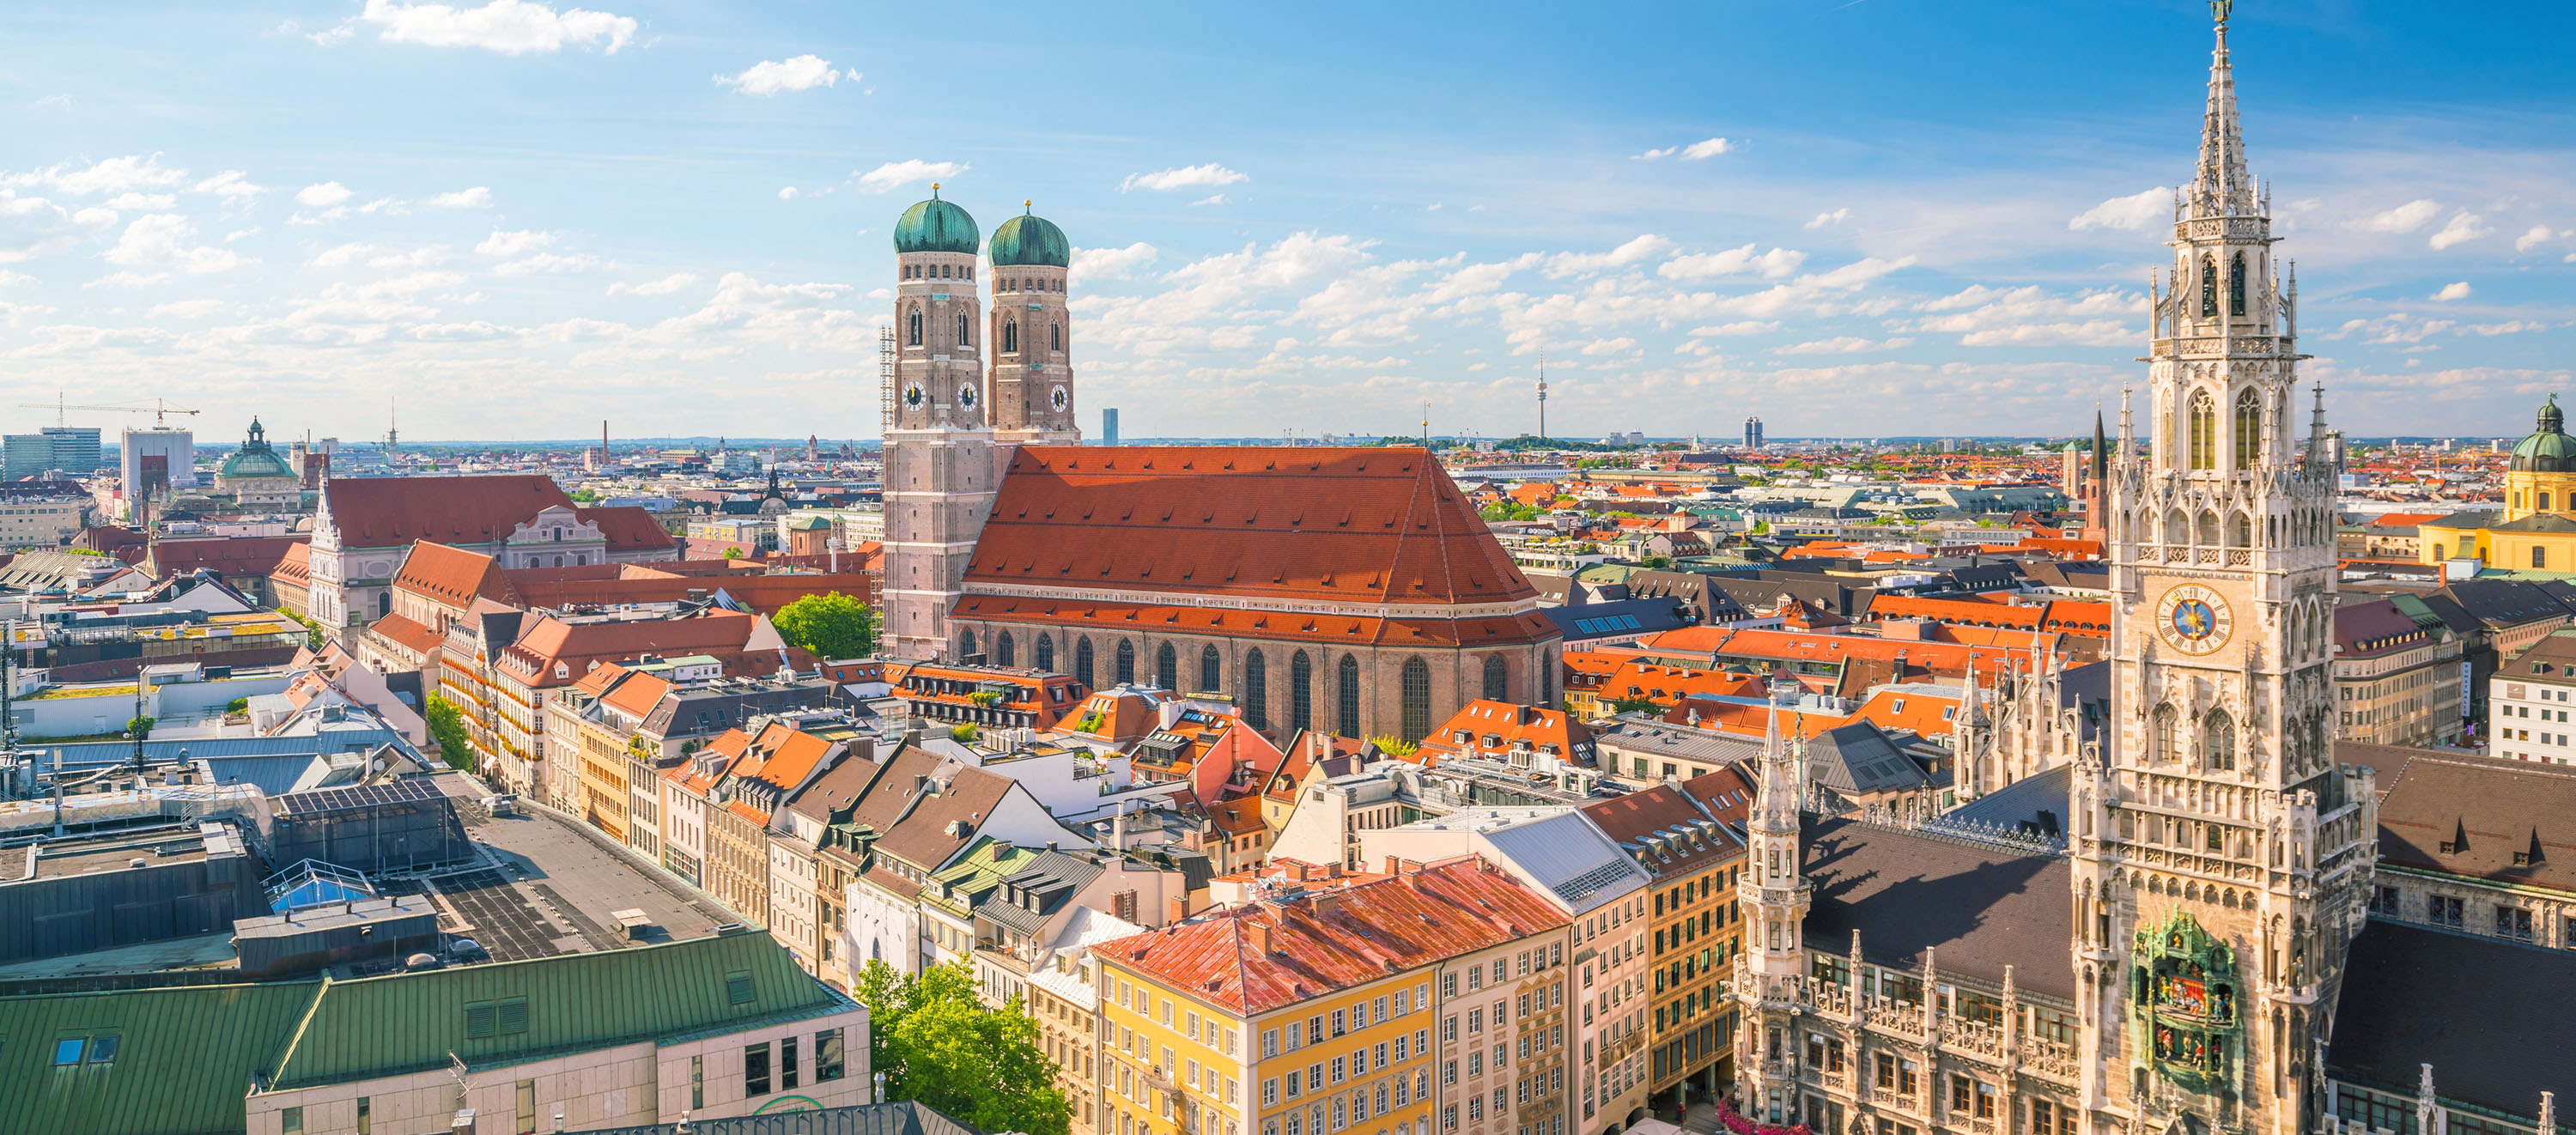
(2092, 409), (2108, 481)
(2194, 3), (2254, 217)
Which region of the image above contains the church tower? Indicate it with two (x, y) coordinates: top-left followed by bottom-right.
(1735, 684), (1814, 1126)
(987, 202), (1081, 446)
(2069, 8), (2375, 1135)
(882, 187), (996, 659)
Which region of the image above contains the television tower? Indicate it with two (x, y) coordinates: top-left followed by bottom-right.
(1535, 348), (1548, 440)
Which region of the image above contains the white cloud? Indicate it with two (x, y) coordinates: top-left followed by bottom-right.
(2363, 198), (2442, 234)
(2331, 313), (2456, 345)
(778, 186), (799, 201)
(1658, 243), (1807, 280)
(149, 299), (227, 319)
(495, 252), (605, 276)
(1773, 336), (1916, 355)
(1909, 283), (2135, 346)
(2463, 320), (2546, 337)
(1685, 321), (1779, 337)
(428, 186), (493, 208)
(89, 270), (171, 288)
(476, 228), (554, 256)
(855, 160), (963, 195)
(2517, 225), (2556, 252)
(191, 170), (264, 199)
(1070, 243), (1158, 285)
(2429, 212), (2488, 250)
(1545, 234), (1676, 277)
(609, 272), (696, 295)
(370, 244), (453, 269)
(2069, 186), (2169, 232)
(1190, 193), (1230, 207)
(2431, 281), (2472, 301)
(72, 207), (118, 228)
(715, 55), (844, 94)
(106, 214), (240, 275)
(5, 154), (188, 196)
(1121, 164), (1249, 193)
(1632, 138), (1730, 161)
(33, 94), (70, 111)
(296, 181), (354, 208)
(104, 192), (176, 211)
(1805, 209), (1848, 229)
(338, 0), (638, 55)
(308, 242), (375, 268)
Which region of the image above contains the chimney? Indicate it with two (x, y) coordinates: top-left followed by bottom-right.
(1166, 895), (1187, 925)
(1249, 921), (1275, 955)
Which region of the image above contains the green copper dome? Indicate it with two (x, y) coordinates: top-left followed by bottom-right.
(988, 205), (1070, 268)
(219, 417), (295, 479)
(2512, 396), (2576, 472)
(894, 189), (979, 255)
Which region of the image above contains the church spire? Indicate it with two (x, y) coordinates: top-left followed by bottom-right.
(2194, 2), (2254, 217)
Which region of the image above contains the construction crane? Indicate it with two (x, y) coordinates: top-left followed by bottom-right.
(19, 395), (201, 428)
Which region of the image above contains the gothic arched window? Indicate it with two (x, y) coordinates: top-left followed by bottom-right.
(994, 631), (1015, 667)
(2233, 387), (2261, 470)
(2153, 704), (2178, 762)
(957, 313), (972, 347)
(1114, 639), (1135, 685)
(1075, 637), (1094, 686)
(1052, 323), (1062, 352)
(1400, 657), (1432, 743)
(1199, 645), (1221, 695)
(2188, 391), (2217, 470)
(959, 628), (977, 660)
(2229, 511), (2252, 548)
(2200, 257), (2218, 318)
(1291, 651), (1314, 732)
(2229, 252), (2248, 317)
(1483, 655), (1509, 703)
(1004, 321), (1018, 354)
(1337, 655), (1362, 738)
(1244, 649), (1268, 731)
(2203, 710), (2236, 772)
(1156, 643), (1177, 690)
(908, 308), (923, 347)
(1034, 633), (1054, 672)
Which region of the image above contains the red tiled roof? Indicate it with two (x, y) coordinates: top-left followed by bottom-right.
(270, 542), (312, 586)
(1109, 858), (1567, 1014)
(1418, 700), (1591, 763)
(322, 473), (667, 551)
(365, 611), (445, 657)
(148, 535), (309, 580)
(394, 542), (517, 610)
(1580, 786), (1743, 878)
(953, 595), (1556, 649)
(965, 446), (1537, 606)
(602, 668), (675, 719)
(495, 610), (787, 689)
(503, 569), (876, 615)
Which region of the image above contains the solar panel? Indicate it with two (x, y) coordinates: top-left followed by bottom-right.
(276, 778), (445, 815)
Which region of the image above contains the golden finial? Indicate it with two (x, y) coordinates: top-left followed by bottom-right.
(931, 182), (940, 196)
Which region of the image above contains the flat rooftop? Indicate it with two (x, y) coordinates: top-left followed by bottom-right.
(419, 775), (736, 962)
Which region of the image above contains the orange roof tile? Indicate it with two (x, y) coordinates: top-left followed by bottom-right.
(965, 446), (1538, 607)
(952, 595), (1556, 649)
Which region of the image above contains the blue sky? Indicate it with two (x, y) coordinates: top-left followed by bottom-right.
(4, 0), (2573, 444)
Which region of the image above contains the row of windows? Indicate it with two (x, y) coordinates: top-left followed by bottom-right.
(902, 262), (975, 281)
(970, 630), (1533, 742)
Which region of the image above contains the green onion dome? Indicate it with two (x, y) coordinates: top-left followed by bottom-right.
(987, 203), (1070, 268)
(894, 185), (979, 255)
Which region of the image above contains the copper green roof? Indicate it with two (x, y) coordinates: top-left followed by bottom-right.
(0, 931), (849, 1135)
(2512, 396), (2576, 473)
(921, 835), (1045, 918)
(987, 208), (1070, 268)
(895, 190), (979, 255)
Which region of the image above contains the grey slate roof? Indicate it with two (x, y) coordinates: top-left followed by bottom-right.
(1945, 765), (2073, 839)
(1800, 816), (2075, 1001)
(1803, 721), (1934, 795)
(1479, 810), (1650, 912)
(2330, 920), (2573, 1120)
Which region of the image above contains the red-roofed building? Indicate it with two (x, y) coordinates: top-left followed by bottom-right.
(307, 472), (676, 636)
(1098, 856), (1573, 1135)
(902, 446), (1560, 747)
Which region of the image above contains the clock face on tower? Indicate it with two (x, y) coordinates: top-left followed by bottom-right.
(1049, 385), (1068, 412)
(957, 383), (977, 410)
(2157, 584), (2234, 656)
(902, 383), (925, 410)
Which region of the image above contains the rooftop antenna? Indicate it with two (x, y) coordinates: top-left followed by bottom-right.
(384, 396), (399, 464)
(1421, 401), (1430, 447)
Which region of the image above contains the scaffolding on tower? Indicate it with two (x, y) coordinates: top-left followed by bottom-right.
(879, 325), (897, 436)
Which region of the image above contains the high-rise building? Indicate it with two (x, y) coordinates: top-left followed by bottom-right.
(1741, 416), (1763, 450)
(1102, 407), (1121, 447)
(119, 426), (196, 513)
(3, 426), (100, 482)
(881, 186), (1003, 659)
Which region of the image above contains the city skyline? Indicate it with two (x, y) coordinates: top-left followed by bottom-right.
(5, 0), (2573, 442)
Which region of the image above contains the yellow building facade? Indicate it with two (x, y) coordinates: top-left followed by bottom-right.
(2421, 396), (2576, 571)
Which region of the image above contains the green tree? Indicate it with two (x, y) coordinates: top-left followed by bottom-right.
(721, 546), (744, 560)
(125, 715), (155, 739)
(569, 487), (601, 503)
(950, 722), (981, 744)
(290, 613), (327, 651)
(1607, 695), (1665, 716)
(424, 694), (476, 771)
(854, 961), (1072, 1135)
(1370, 735), (1419, 759)
(774, 592), (878, 660)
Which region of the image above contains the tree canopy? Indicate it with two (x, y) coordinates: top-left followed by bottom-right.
(773, 592), (878, 660)
(854, 961), (1072, 1135)
(424, 694), (475, 772)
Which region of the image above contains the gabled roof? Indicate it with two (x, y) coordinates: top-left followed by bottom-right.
(323, 473), (576, 548)
(1804, 721), (1935, 795)
(1579, 785), (1742, 880)
(1800, 816), (2073, 1001)
(2356, 743), (2576, 898)
(964, 446), (1539, 606)
(2330, 921), (2573, 1120)
(1108, 857), (1568, 1014)
(392, 541), (516, 610)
